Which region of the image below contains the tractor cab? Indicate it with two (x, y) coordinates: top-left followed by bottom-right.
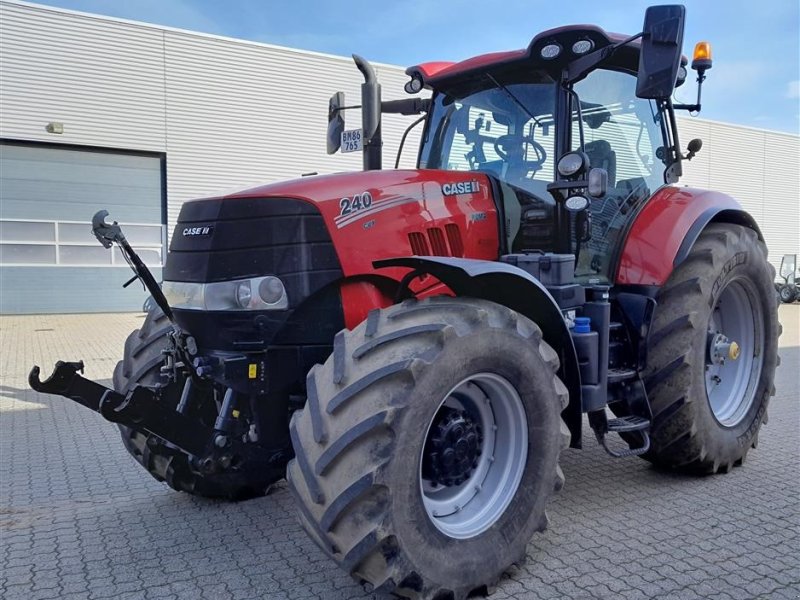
(418, 63), (672, 283)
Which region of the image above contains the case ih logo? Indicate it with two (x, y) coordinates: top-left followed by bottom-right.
(182, 226), (213, 237)
(442, 181), (480, 196)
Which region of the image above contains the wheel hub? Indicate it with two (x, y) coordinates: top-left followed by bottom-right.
(707, 332), (740, 365)
(704, 279), (764, 427)
(422, 408), (483, 487)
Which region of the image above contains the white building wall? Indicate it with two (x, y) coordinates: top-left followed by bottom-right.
(678, 117), (800, 273)
(1, 0), (797, 272)
(160, 28), (422, 228)
(0, 1), (166, 152)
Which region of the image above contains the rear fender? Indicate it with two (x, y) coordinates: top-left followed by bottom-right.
(616, 187), (762, 286)
(375, 256), (583, 448)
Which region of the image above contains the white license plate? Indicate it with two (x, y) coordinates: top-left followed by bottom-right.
(341, 129), (363, 153)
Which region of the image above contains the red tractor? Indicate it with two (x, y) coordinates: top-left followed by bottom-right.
(31, 6), (779, 599)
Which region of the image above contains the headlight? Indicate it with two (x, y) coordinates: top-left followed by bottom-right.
(565, 195), (590, 212)
(235, 281), (252, 309)
(162, 276), (288, 311)
(557, 151), (588, 178)
(258, 276), (285, 305)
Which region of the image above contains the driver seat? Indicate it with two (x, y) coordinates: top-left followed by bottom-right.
(585, 140), (616, 187)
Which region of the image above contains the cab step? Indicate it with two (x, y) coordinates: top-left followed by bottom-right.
(608, 368), (637, 384)
(607, 415), (649, 433)
(588, 411), (651, 458)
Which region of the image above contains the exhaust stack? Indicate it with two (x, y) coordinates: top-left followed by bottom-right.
(353, 54), (382, 171)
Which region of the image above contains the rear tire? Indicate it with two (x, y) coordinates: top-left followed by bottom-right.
(114, 307), (279, 499)
(641, 224), (779, 473)
(287, 297), (569, 599)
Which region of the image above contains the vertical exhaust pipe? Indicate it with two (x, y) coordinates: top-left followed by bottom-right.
(353, 55), (382, 170)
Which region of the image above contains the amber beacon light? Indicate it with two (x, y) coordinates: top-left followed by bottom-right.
(692, 41), (712, 71)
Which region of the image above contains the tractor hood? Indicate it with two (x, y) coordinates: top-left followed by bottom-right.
(219, 169), (501, 277)
(163, 168), (501, 348)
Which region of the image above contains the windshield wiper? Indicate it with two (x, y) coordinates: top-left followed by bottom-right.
(485, 73), (543, 128)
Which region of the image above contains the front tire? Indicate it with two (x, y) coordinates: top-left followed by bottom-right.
(642, 224), (779, 473)
(113, 307), (279, 499)
(287, 297), (569, 599)
(778, 284), (797, 304)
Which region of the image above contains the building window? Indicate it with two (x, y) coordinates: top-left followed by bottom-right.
(0, 219), (164, 267)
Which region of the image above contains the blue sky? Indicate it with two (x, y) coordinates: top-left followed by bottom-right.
(32, 0), (800, 133)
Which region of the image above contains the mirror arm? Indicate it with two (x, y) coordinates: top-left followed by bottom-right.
(565, 32), (643, 83)
(381, 98), (431, 115)
(673, 69), (707, 112)
(331, 105), (362, 114)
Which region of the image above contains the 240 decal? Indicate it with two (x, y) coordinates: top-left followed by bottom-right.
(339, 191), (373, 217)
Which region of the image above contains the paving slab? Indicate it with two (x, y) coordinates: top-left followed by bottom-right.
(1, 306), (798, 599)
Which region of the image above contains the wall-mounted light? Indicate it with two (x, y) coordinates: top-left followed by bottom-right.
(45, 122), (64, 134)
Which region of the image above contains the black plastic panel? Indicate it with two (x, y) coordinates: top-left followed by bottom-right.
(164, 197), (341, 285)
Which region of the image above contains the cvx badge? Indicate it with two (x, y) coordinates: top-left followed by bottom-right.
(442, 180), (480, 196)
(182, 225), (213, 237)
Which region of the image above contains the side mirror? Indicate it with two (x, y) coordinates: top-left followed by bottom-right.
(327, 92), (346, 154)
(685, 138), (703, 160)
(636, 5), (686, 99)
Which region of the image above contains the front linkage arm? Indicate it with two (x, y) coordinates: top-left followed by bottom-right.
(92, 209), (174, 322)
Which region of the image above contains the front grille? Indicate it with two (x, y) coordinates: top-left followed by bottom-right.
(445, 224), (464, 257)
(427, 228), (448, 256)
(408, 224), (465, 257)
(165, 197), (341, 285)
(408, 232), (430, 255)
(164, 196), (344, 351)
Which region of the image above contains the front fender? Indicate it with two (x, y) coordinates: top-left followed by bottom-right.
(374, 256), (582, 447)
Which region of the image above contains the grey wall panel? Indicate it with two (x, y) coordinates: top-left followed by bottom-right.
(0, 144), (162, 223)
(0, 143), (164, 313)
(0, 266), (159, 314)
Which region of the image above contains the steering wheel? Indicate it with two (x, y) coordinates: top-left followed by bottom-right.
(493, 134), (547, 172)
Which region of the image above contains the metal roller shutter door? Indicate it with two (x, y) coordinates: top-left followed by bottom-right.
(0, 142), (164, 314)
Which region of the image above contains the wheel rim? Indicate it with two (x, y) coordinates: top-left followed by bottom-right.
(705, 278), (764, 427)
(419, 373), (527, 539)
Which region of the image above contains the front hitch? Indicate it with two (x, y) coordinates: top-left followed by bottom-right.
(29, 361), (284, 476)
(30, 361), (211, 457)
(30, 360), (106, 412)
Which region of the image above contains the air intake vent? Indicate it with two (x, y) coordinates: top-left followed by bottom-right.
(408, 232), (429, 255)
(445, 224), (464, 257)
(427, 228), (448, 256)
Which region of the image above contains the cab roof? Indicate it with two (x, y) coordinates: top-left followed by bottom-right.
(407, 25), (641, 89)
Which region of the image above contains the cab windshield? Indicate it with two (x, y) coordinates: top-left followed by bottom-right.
(419, 81), (557, 199)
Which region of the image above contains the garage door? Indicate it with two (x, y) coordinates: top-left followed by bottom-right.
(0, 142), (164, 314)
